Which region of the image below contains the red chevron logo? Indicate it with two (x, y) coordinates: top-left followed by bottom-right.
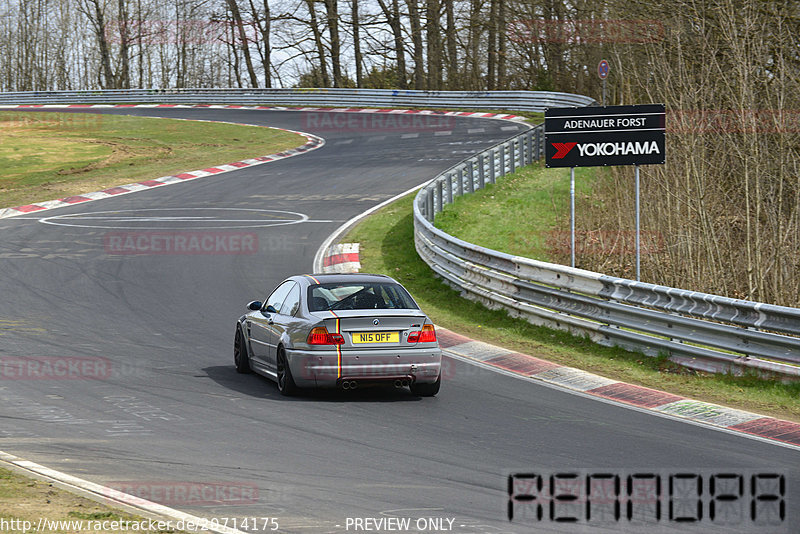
(551, 142), (577, 159)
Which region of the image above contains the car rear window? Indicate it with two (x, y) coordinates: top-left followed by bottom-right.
(308, 283), (419, 311)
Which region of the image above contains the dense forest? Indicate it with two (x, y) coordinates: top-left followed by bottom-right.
(0, 0), (668, 93)
(1, 0), (799, 305)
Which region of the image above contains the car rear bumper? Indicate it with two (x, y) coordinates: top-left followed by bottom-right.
(286, 346), (442, 388)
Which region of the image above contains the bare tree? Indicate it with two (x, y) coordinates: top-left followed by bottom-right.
(323, 0), (343, 86)
(78, 0), (116, 88)
(227, 0), (259, 87)
(376, 0), (407, 88)
(406, 0), (423, 89)
(443, 0), (456, 88)
(425, 0), (442, 89)
(248, 0), (273, 87)
(303, 0), (330, 86)
(351, 0), (363, 86)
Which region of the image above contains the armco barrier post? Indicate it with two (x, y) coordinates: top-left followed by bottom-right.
(467, 163), (475, 193)
(446, 173), (453, 204)
(521, 136), (528, 166)
(527, 132), (534, 164)
(457, 168), (464, 196)
(427, 189), (433, 220)
(510, 141), (517, 173)
(478, 155), (486, 188)
(489, 150), (497, 184)
(436, 179), (443, 215)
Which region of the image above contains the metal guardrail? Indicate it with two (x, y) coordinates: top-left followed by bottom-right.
(413, 125), (800, 378)
(0, 88), (595, 113)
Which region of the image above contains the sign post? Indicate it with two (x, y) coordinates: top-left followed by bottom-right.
(570, 167), (575, 268)
(545, 104), (666, 280)
(597, 59), (609, 106)
(635, 165), (640, 280)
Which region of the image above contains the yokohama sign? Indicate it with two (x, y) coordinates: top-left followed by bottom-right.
(545, 104), (665, 167)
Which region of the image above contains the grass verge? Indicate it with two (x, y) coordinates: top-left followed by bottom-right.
(435, 162), (599, 261)
(0, 112), (304, 208)
(344, 192), (800, 422)
(0, 466), (177, 533)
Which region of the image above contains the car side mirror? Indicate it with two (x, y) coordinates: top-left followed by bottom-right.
(247, 301), (263, 311)
(263, 305), (278, 314)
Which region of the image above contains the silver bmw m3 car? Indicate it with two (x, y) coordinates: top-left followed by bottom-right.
(234, 273), (442, 396)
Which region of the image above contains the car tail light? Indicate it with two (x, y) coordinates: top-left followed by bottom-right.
(408, 324), (437, 343)
(307, 327), (345, 345)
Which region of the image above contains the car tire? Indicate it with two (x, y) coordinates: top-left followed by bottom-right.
(276, 348), (298, 396)
(410, 374), (440, 397)
(234, 327), (251, 374)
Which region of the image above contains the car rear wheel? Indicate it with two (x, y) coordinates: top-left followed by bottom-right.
(234, 327), (251, 374)
(276, 348), (298, 396)
(410, 374), (440, 397)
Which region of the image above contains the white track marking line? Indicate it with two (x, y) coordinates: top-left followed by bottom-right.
(0, 451), (249, 534)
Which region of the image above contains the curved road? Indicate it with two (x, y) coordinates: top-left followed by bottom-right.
(0, 107), (797, 533)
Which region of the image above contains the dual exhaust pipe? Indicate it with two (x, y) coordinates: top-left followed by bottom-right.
(340, 378), (412, 390)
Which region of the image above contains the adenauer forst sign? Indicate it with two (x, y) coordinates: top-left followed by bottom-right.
(544, 103), (665, 282)
(544, 104), (666, 168)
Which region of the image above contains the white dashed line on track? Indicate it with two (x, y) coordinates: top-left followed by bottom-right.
(401, 133), (419, 139)
(434, 130), (453, 136)
(467, 128), (485, 134)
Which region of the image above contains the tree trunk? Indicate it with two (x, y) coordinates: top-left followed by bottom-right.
(497, 0), (506, 88)
(227, 0), (259, 87)
(352, 0), (363, 87)
(444, 0), (456, 88)
(323, 0), (342, 87)
(117, 0), (130, 88)
(425, 0), (441, 89)
(304, 0), (330, 86)
(248, 0), (272, 88)
(376, 0), (406, 88)
(487, 0), (497, 89)
(79, 0), (115, 88)
(467, 0), (480, 88)
(407, 0), (424, 89)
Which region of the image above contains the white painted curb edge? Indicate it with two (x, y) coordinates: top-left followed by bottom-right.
(0, 450), (248, 534)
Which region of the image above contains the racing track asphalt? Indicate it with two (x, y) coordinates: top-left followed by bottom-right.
(0, 107), (797, 533)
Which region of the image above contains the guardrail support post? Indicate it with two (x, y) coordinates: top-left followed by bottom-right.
(467, 162), (475, 193)
(500, 145), (506, 177)
(510, 141), (517, 174)
(478, 155), (485, 189)
(457, 167), (464, 197)
(489, 151), (497, 184)
(436, 179), (443, 214)
(526, 132), (533, 165)
(446, 173), (453, 204)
